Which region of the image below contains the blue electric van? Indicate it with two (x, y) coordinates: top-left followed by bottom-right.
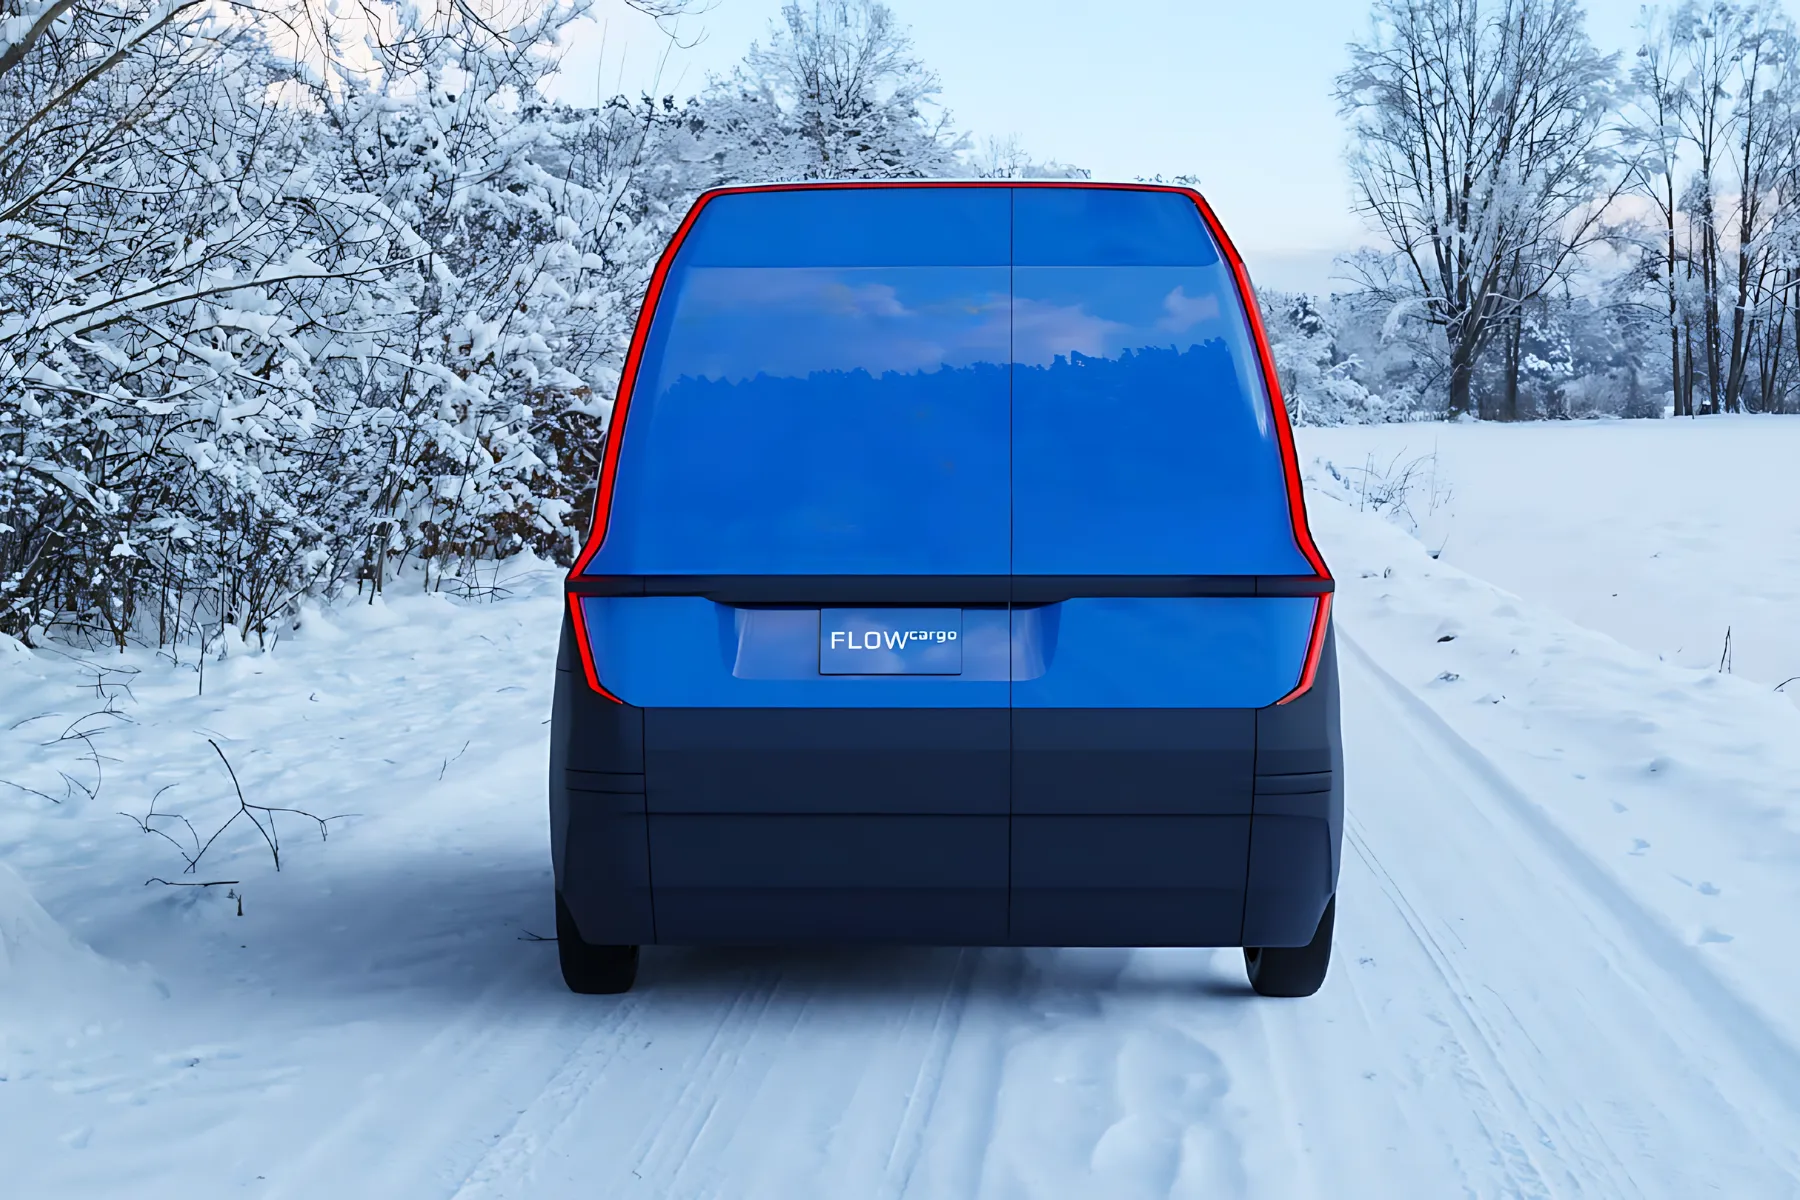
(550, 182), (1341, 997)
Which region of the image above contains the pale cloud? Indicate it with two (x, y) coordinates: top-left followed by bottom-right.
(1010, 296), (1129, 366)
(1155, 286), (1222, 334)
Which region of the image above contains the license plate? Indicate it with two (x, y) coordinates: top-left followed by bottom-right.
(819, 609), (963, 675)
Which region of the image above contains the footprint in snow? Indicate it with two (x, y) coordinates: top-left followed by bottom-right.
(1698, 881), (1721, 896)
(1629, 839), (1650, 856)
(1698, 928), (1734, 944)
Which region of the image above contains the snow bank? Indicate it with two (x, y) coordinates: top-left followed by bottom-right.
(0, 861), (118, 1006)
(1299, 416), (1800, 692)
(1304, 446), (1800, 1051)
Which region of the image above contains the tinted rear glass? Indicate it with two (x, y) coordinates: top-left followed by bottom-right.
(1009, 261), (1307, 575)
(586, 186), (1307, 578)
(1010, 189), (1309, 576)
(678, 187), (1010, 267)
(1012, 187), (1220, 266)
(590, 188), (1012, 575)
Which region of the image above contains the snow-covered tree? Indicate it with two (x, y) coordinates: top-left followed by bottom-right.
(0, 0), (1115, 654)
(1336, 0), (1622, 418)
(0, 0), (703, 648)
(966, 134), (1089, 180)
(691, 0), (966, 182)
(1258, 292), (1391, 425)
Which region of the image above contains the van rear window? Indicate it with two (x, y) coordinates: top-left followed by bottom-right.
(584, 186), (1309, 579)
(1012, 187), (1220, 266)
(595, 270), (1012, 575)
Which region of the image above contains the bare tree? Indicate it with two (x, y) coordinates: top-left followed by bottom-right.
(1720, 6), (1800, 411)
(1620, 5), (1696, 415)
(1668, 1), (1753, 413)
(1622, 1), (1800, 416)
(709, 0), (964, 180)
(966, 133), (1088, 180)
(1337, 0), (1620, 418)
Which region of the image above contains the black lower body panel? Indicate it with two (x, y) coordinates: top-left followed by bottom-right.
(642, 707), (1010, 944)
(1009, 815), (1249, 945)
(550, 649), (654, 946)
(1244, 626), (1345, 946)
(562, 809), (655, 945)
(549, 621), (1344, 949)
(649, 813), (1008, 943)
(1009, 708), (1254, 945)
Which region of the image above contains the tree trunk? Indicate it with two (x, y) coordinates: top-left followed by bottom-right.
(1448, 344), (1475, 419)
(1758, 302), (1782, 413)
(1670, 322), (1686, 417)
(1702, 220), (1723, 414)
(1683, 323), (1698, 417)
(1503, 308), (1523, 421)
(1725, 253), (1756, 413)
(1664, 156), (1683, 418)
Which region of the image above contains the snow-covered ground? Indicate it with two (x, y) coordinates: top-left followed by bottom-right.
(1300, 415), (1800, 691)
(4, 421), (1800, 1197)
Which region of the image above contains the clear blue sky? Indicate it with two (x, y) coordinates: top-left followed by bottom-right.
(544, 0), (1711, 294)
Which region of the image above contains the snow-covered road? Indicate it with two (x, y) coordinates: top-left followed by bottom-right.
(6, 422), (1800, 1198)
(261, 643), (1800, 1200)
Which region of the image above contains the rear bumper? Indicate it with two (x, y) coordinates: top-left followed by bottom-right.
(549, 617), (1341, 948)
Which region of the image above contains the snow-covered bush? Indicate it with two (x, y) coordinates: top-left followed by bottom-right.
(0, 0), (742, 650)
(0, 0), (1053, 653)
(684, 0), (967, 181)
(1258, 291), (1394, 425)
(0, 0), (415, 649)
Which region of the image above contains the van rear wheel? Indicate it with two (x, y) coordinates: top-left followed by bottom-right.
(555, 893), (639, 994)
(1243, 895), (1334, 998)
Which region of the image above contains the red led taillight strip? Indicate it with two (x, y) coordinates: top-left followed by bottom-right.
(565, 592), (623, 704)
(1276, 594), (1334, 706)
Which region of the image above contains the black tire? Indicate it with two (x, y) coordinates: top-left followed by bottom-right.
(1243, 895), (1335, 998)
(555, 893), (640, 994)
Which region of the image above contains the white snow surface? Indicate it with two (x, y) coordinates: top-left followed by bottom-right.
(1300, 415), (1800, 691)
(2, 426), (1799, 1196)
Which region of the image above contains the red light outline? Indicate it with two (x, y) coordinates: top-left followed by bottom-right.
(1186, 192), (1332, 585)
(566, 591), (623, 704)
(563, 180), (1334, 700)
(1275, 593), (1333, 706)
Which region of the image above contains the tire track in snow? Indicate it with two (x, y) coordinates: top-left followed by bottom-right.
(1343, 629), (1800, 1125)
(260, 961), (647, 1200)
(443, 948), (994, 1199)
(1340, 629), (1800, 1190)
(619, 964), (790, 1196)
(440, 994), (658, 1199)
(873, 947), (977, 1200)
(1345, 814), (1599, 1198)
(445, 958), (788, 1199)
